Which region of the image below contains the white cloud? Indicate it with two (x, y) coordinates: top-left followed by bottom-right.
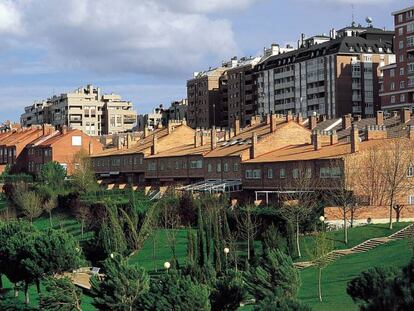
(302, 0), (392, 4)
(0, 1), (21, 34)
(0, 0), (261, 76)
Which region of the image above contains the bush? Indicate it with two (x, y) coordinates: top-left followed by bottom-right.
(253, 293), (312, 311)
(210, 271), (247, 311)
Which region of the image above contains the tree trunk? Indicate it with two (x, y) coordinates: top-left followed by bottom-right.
(81, 220), (84, 237)
(296, 220), (301, 258)
(36, 280), (40, 293)
(389, 202), (393, 230)
(24, 282), (29, 305)
(247, 233), (250, 261)
(318, 268), (323, 302)
(152, 235), (157, 272)
(49, 211), (52, 227)
(343, 211), (348, 244)
(14, 284), (18, 298)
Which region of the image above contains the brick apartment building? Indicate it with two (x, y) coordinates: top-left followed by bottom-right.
(21, 85), (137, 135)
(26, 127), (103, 175)
(380, 6), (414, 111)
(91, 120), (194, 184)
(255, 26), (394, 119)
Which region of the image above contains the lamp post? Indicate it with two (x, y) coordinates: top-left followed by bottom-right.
(319, 216), (325, 232)
(224, 247), (230, 271)
(164, 261), (171, 274)
(110, 253), (114, 259)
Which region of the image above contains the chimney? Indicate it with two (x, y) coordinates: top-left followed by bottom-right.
(211, 126), (217, 150)
(167, 121), (173, 134)
(354, 115), (362, 122)
(312, 131), (322, 150)
(271, 114), (278, 132)
(365, 125), (387, 141)
(342, 114), (352, 130)
(61, 125), (68, 135)
(201, 130), (206, 146)
(266, 114), (271, 125)
(401, 108), (411, 124)
(409, 126), (414, 141)
(144, 126), (149, 138)
(126, 134), (132, 149)
(309, 115), (317, 130)
(318, 115), (327, 122)
(286, 112), (293, 122)
(151, 134), (158, 155)
(42, 124), (46, 136)
(117, 137), (123, 150)
(250, 116), (257, 126)
(88, 140), (93, 155)
(229, 128), (235, 138)
(330, 130), (338, 145)
(194, 131), (201, 148)
(224, 130), (229, 141)
(234, 118), (240, 136)
(250, 132), (258, 159)
(351, 124), (360, 153)
(376, 111), (384, 126)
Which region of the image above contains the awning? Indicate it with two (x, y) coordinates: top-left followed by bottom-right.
(177, 179), (242, 193)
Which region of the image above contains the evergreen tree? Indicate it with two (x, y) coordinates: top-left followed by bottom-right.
(253, 292), (312, 311)
(39, 277), (82, 311)
(197, 208), (207, 268)
(91, 254), (149, 311)
(136, 271), (210, 311)
(210, 271), (247, 311)
(244, 249), (300, 301)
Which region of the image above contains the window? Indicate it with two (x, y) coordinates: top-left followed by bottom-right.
(224, 163), (229, 172)
(252, 169), (261, 179)
(320, 167), (341, 178)
(408, 195), (414, 205)
(175, 161), (179, 170)
(72, 136), (82, 146)
(160, 162), (164, 171)
(233, 163), (239, 172)
(148, 162), (156, 171)
(190, 160), (203, 169)
(408, 63), (414, 73)
(306, 168), (312, 179)
(407, 165), (414, 177)
(398, 14), (403, 23)
(217, 163), (222, 172)
(399, 27), (404, 35)
(391, 82), (395, 90)
(408, 36), (414, 47)
(267, 169), (273, 179)
(400, 67), (405, 76)
(401, 94), (406, 102)
(408, 23), (414, 33)
(208, 163), (212, 172)
(292, 169), (299, 179)
(245, 170), (252, 179)
(391, 96), (396, 104)
(400, 54), (405, 62)
(245, 169), (261, 180)
(280, 168), (286, 178)
(390, 69), (395, 77)
(399, 41), (404, 49)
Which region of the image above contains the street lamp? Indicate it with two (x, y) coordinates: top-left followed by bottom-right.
(110, 253), (114, 259)
(319, 216), (325, 232)
(224, 247), (230, 271)
(164, 261), (171, 273)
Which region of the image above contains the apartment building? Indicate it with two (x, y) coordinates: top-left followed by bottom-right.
(255, 26), (394, 119)
(136, 105), (166, 131)
(187, 67), (227, 129)
(91, 120), (194, 184)
(380, 6), (414, 110)
(21, 85), (137, 135)
(26, 127), (103, 175)
(165, 99), (188, 122)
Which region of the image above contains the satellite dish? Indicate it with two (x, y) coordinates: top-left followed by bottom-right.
(366, 17), (373, 24)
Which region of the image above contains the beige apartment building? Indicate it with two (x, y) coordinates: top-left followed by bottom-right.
(21, 85), (137, 135)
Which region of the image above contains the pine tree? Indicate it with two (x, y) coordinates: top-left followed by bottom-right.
(197, 208), (207, 268)
(39, 277), (82, 311)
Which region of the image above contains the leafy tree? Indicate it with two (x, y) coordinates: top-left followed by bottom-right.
(136, 271), (211, 311)
(14, 191), (43, 223)
(91, 254), (149, 311)
(210, 271), (247, 311)
(71, 150), (98, 193)
(307, 231), (334, 302)
(347, 266), (398, 310)
(39, 276), (82, 311)
(253, 292), (312, 311)
(40, 161), (67, 191)
(244, 249), (300, 301)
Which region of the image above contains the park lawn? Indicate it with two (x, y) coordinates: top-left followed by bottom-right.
(298, 238), (413, 311)
(33, 212), (94, 242)
(0, 276), (97, 311)
(296, 222), (411, 262)
(129, 229), (190, 272)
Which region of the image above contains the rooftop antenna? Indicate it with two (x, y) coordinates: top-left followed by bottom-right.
(351, 4), (355, 27)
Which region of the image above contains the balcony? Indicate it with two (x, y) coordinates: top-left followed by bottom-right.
(352, 95), (362, 101)
(352, 83), (361, 90)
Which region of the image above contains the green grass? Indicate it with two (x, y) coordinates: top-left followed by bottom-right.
(298, 238), (413, 311)
(297, 222), (411, 262)
(129, 229), (190, 271)
(32, 212), (93, 242)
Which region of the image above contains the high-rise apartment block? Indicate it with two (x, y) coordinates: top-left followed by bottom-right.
(380, 6), (414, 110)
(21, 85), (137, 135)
(255, 26), (394, 119)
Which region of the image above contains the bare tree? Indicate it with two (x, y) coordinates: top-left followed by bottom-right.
(44, 196), (57, 227)
(279, 162), (319, 258)
(393, 204), (405, 223)
(161, 203), (181, 266)
(235, 205), (260, 261)
(307, 231), (334, 302)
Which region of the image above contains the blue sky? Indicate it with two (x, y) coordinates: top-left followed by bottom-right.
(0, 0), (411, 122)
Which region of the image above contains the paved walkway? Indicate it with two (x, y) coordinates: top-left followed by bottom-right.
(294, 223), (414, 269)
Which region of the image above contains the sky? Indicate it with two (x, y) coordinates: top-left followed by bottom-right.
(0, 0), (412, 122)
